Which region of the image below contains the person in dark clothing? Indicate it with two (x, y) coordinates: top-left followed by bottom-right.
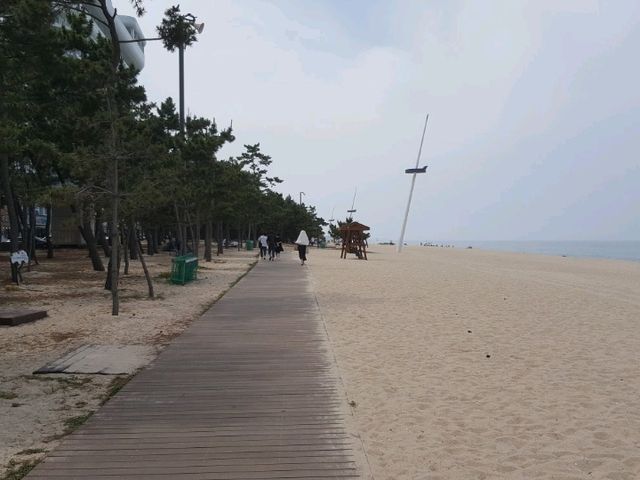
(267, 233), (277, 261)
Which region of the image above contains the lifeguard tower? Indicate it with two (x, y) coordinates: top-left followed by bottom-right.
(339, 222), (369, 260)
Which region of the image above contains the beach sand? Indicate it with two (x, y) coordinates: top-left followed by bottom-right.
(309, 245), (640, 479)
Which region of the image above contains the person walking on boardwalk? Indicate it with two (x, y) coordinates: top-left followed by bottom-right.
(267, 233), (277, 261)
(295, 230), (310, 265)
(257, 233), (268, 259)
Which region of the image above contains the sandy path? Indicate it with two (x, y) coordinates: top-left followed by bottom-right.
(309, 246), (640, 479)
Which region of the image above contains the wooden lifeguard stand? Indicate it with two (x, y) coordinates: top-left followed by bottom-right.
(339, 222), (369, 260)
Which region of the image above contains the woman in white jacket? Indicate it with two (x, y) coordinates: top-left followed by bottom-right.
(295, 230), (310, 265)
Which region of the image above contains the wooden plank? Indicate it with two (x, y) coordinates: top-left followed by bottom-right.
(71, 431), (348, 440)
(30, 465), (358, 475)
(0, 308), (47, 326)
(43, 455), (355, 465)
(29, 470), (360, 479)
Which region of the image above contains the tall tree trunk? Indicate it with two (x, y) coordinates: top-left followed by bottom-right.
(24, 206), (32, 272)
(193, 213), (200, 258)
(105, 256), (112, 291)
(0, 155), (20, 252)
(137, 238), (154, 299)
(224, 224), (231, 251)
(152, 227), (159, 254)
(45, 205), (54, 258)
(28, 205), (38, 268)
(174, 203), (184, 256)
(1, 151), (21, 283)
(15, 194), (27, 249)
(78, 202), (105, 272)
(146, 229), (153, 256)
(109, 140), (120, 314)
(111, 214), (119, 313)
(204, 221), (212, 262)
(216, 220), (224, 256)
(95, 210), (111, 257)
(129, 221), (138, 260)
(123, 225), (130, 275)
(184, 210), (196, 255)
(104, 240), (121, 291)
(92, 0), (124, 315)
(152, 229), (157, 254)
(154, 227), (160, 253)
(187, 223), (195, 255)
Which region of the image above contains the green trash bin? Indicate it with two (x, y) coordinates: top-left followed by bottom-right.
(170, 255), (198, 285)
(246, 240), (254, 251)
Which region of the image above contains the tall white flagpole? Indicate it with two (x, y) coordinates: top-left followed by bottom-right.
(397, 114), (429, 253)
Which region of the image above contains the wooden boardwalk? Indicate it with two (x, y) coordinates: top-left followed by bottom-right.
(28, 254), (359, 479)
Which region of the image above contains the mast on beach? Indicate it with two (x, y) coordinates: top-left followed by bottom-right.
(397, 114), (429, 253)
(347, 187), (357, 218)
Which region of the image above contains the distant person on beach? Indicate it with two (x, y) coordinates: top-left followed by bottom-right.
(257, 233), (268, 259)
(275, 234), (283, 257)
(267, 233), (277, 261)
(295, 230), (310, 265)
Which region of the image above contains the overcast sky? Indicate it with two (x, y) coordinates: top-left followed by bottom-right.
(120, 0), (640, 242)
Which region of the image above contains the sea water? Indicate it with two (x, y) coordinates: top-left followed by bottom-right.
(418, 241), (640, 262)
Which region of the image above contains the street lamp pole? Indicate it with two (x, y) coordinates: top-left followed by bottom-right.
(120, 12), (203, 135)
(397, 114), (429, 253)
(179, 43), (185, 133)
(299, 192), (305, 205)
(176, 14), (203, 134)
